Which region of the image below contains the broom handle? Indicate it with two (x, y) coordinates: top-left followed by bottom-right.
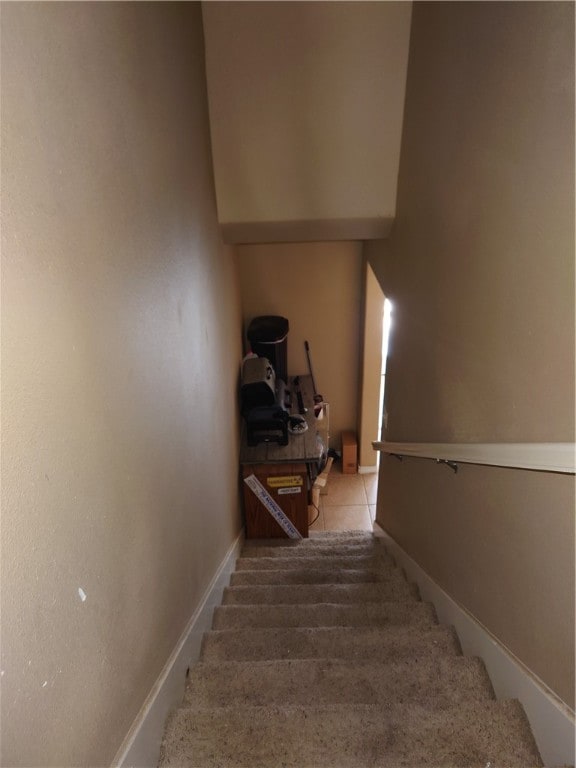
(304, 340), (318, 397)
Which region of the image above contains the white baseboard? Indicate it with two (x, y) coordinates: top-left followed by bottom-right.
(358, 465), (378, 475)
(373, 522), (575, 767)
(112, 530), (244, 768)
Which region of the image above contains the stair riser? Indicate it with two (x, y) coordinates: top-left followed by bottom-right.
(222, 583), (420, 605)
(212, 602), (437, 630)
(255, 532), (375, 543)
(235, 555), (396, 571)
(200, 626), (461, 663)
(230, 568), (405, 586)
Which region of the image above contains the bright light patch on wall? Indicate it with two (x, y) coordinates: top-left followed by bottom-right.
(378, 299), (394, 442)
(382, 299), (393, 372)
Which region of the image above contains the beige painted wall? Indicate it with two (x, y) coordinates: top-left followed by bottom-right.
(202, 1), (412, 228)
(1, 4), (243, 766)
(237, 242), (363, 448)
(358, 260), (384, 469)
(373, 2), (575, 707)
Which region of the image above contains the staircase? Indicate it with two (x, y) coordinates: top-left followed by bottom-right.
(158, 531), (543, 767)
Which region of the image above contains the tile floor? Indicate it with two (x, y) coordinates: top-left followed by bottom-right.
(309, 462), (378, 533)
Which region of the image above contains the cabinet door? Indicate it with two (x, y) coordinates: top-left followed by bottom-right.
(242, 463), (309, 539)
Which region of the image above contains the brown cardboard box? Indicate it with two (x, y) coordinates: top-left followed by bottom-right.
(341, 431), (357, 474)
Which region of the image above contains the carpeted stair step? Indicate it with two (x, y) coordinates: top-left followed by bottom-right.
(200, 624), (461, 663)
(223, 580), (420, 605)
(235, 552), (396, 571)
(159, 700), (543, 767)
(212, 601), (437, 629)
(241, 541), (389, 559)
(183, 656), (495, 708)
(309, 530), (376, 539)
(157, 529), (543, 768)
(244, 531), (385, 549)
(229, 566), (407, 586)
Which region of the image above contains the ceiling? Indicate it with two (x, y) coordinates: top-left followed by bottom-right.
(202, 2), (412, 243)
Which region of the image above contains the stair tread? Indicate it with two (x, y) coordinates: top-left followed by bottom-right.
(235, 553), (396, 570)
(307, 531), (378, 541)
(243, 536), (383, 547)
(159, 700), (543, 767)
(200, 624), (461, 662)
(212, 601), (437, 629)
(184, 656), (495, 708)
(241, 542), (388, 558)
(223, 582), (420, 604)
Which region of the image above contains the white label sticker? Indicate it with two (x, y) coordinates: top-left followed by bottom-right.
(278, 487), (302, 495)
(243, 474), (303, 539)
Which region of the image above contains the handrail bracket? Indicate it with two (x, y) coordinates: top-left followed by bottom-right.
(436, 458), (459, 474)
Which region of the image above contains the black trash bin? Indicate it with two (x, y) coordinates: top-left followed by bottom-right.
(247, 315), (289, 384)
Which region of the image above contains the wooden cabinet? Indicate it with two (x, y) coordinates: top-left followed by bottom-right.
(242, 463), (309, 539)
(239, 375), (328, 539)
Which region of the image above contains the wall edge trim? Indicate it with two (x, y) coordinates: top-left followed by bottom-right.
(372, 522), (575, 767)
(112, 529), (245, 768)
(358, 464), (378, 474)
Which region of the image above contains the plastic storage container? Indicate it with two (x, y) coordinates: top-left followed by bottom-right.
(247, 316), (289, 384)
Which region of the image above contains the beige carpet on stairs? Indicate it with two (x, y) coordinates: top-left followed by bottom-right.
(158, 531), (543, 768)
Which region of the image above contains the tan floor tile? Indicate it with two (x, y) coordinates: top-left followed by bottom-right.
(369, 504), (377, 522)
(323, 505), (372, 532)
(322, 474), (367, 506)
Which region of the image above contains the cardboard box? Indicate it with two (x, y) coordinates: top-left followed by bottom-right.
(341, 431), (358, 474)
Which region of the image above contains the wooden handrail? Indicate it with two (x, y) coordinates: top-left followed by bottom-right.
(372, 442), (576, 474)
